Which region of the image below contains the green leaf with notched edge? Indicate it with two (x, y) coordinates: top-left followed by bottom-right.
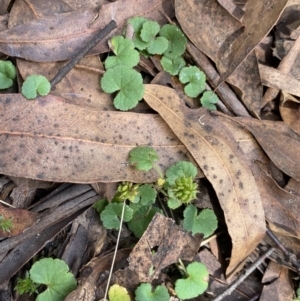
(129, 146), (159, 171)
(108, 284), (130, 301)
(105, 36), (140, 69)
(175, 262), (209, 300)
(200, 91), (219, 110)
(100, 203), (133, 230)
(29, 258), (77, 301)
(179, 66), (206, 98)
(135, 283), (170, 301)
(165, 161), (197, 185)
(128, 16), (149, 50)
(160, 24), (187, 59)
(21, 75), (51, 99)
(183, 205), (218, 237)
(160, 56), (186, 76)
(138, 184), (157, 206)
(0, 60), (16, 89)
(100, 65), (144, 111)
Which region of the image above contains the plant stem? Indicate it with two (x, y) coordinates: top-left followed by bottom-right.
(50, 20), (117, 88)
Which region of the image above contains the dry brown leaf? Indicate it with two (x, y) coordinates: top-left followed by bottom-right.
(128, 213), (203, 282)
(16, 57), (115, 111)
(0, 0), (173, 62)
(0, 205), (37, 237)
(144, 84), (266, 276)
(176, 0), (288, 83)
(280, 92), (300, 136)
(0, 94), (195, 183)
(259, 64), (300, 97)
(228, 115), (300, 180)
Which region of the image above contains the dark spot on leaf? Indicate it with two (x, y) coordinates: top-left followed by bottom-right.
(119, 135), (122, 139)
(189, 134), (194, 138)
(213, 175), (217, 179)
(62, 146), (66, 150)
(106, 156), (111, 160)
(203, 164), (208, 170)
(54, 141), (58, 145)
(204, 125), (213, 132)
(64, 156), (69, 159)
(229, 154), (234, 159)
(184, 132), (188, 136)
(69, 146), (73, 152)
(13, 156), (18, 161)
(219, 179), (223, 184)
(191, 143), (196, 148)
(54, 123), (59, 128)
(36, 173), (45, 179)
(19, 144), (25, 148)
(95, 137), (99, 142)
(37, 149), (42, 154)
(5, 97), (11, 104)
(239, 182), (244, 189)
(31, 158), (36, 162)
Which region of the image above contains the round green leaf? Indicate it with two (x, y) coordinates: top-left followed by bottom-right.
(105, 36), (140, 69)
(147, 37), (168, 55)
(179, 66), (206, 98)
(21, 75), (51, 99)
(128, 146), (159, 171)
(140, 20), (160, 43)
(0, 60), (16, 89)
(200, 91), (219, 110)
(100, 66), (144, 111)
(135, 283), (170, 301)
(160, 24), (187, 59)
(160, 56), (186, 76)
(128, 17), (149, 50)
(175, 262), (209, 299)
(108, 284), (131, 301)
(29, 258), (76, 301)
(165, 161), (198, 185)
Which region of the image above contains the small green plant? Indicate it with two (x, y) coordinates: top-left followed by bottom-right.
(21, 74), (51, 99)
(0, 60), (16, 89)
(175, 261), (209, 300)
(0, 215), (13, 233)
(15, 258), (77, 301)
(108, 284), (131, 301)
(135, 283), (170, 301)
(200, 90), (219, 110)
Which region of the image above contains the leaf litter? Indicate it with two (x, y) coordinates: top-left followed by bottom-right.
(0, 0), (300, 300)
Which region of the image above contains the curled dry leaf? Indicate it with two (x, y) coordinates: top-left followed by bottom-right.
(0, 0), (174, 62)
(280, 92), (300, 136)
(144, 84), (265, 276)
(175, 0), (288, 83)
(0, 94), (195, 183)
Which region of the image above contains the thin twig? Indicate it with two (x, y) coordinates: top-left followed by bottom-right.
(50, 20), (117, 88)
(211, 247), (274, 301)
(103, 200), (126, 300)
(266, 227), (300, 273)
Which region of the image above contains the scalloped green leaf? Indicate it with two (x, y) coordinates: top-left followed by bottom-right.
(179, 66), (206, 98)
(0, 60), (16, 89)
(135, 283), (170, 301)
(160, 56), (186, 75)
(100, 65), (144, 111)
(29, 258), (77, 301)
(165, 161), (197, 185)
(175, 262), (209, 300)
(100, 203), (133, 230)
(21, 75), (51, 100)
(183, 205), (218, 237)
(129, 146), (159, 171)
(200, 91), (219, 110)
(108, 284), (131, 301)
(147, 37), (168, 55)
(128, 16), (149, 50)
(160, 24), (187, 59)
(105, 36), (140, 69)
(138, 184), (157, 206)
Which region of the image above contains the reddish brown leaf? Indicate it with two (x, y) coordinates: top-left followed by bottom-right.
(0, 94), (196, 183)
(144, 84), (266, 276)
(0, 0), (174, 62)
(0, 205), (37, 237)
